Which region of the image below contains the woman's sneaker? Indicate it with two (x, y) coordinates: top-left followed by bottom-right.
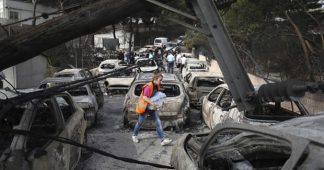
(132, 135), (139, 143)
(161, 138), (172, 146)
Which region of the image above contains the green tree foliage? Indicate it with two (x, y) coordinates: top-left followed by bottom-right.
(223, 0), (324, 80)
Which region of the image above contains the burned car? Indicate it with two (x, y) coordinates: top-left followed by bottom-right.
(201, 84), (308, 129)
(135, 58), (159, 73)
(105, 70), (136, 95)
(123, 73), (190, 130)
(184, 72), (223, 107)
(96, 59), (127, 92)
(0, 89), (87, 170)
(54, 68), (104, 108)
(182, 60), (209, 79)
(40, 77), (99, 127)
(171, 114), (324, 170)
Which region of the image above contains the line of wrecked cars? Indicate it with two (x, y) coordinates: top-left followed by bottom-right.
(0, 68), (105, 170)
(0, 89), (87, 170)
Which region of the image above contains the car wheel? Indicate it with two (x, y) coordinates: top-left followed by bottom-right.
(123, 112), (129, 128)
(94, 111), (98, 125)
(183, 109), (191, 127)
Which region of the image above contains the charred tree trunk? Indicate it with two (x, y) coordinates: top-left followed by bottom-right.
(0, 0), (147, 71)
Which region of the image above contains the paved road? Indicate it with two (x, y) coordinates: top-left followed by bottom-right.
(76, 94), (208, 170)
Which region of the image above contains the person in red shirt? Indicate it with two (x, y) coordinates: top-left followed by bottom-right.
(132, 71), (172, 146)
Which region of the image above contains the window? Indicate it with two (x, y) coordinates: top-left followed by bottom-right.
(155, 39), (162, 43)
(68, 87), (88, 96)
(56, 96), (75, 122)
(217, 90), (233, 108)
(136, 60), (156, 67)
(100, 63), (115, 69)
(134, 84), (181, 97)
(54, 73), (74, 78)
(9, 11), (19, 20)
(208, 88), (223, 103)
(196, 77), (222, 87)
(202, 130), (292, 170)
(26, 100), (57, 150)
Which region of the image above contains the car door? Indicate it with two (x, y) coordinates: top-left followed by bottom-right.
(202, 87), (224, 128)
(55, 94), (87, 170)
(86, 70), (104, 108)
(211, 89), (233, 128)
(186, 77), (197, 101)
(28, 98), (69, 170)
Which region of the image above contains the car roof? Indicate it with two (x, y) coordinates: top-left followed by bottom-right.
(41, 77), (82, 84)
(56, 69), (82, 74)
(135, 73), (180, 82)
(100, 59), (121, 65)
(190, 72), (223, 78)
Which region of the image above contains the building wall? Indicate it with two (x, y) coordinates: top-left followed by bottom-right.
(1, 0), (57, 89)
(3, 0), (57, 25)
(16, 56), (47, 88)
(0, 0), (4, 18)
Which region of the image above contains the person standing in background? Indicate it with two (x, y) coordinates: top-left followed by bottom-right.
(166, 52), (175, 73)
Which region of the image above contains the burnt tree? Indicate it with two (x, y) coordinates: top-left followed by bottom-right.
(0, 0), (148, 71)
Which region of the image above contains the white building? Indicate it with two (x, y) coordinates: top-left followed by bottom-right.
(94, 30), (134, 50)
(0, 0), (58, 89)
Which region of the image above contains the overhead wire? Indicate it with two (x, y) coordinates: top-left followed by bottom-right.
(0, 63), (144, 121)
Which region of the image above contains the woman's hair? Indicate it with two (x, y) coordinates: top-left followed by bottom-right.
(152, 70), (163, 81)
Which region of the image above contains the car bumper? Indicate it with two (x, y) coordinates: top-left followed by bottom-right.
(126, 111), (184, 129)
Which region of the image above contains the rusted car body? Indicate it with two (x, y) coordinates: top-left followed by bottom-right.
(183, 72), (223, 107)
(181, 60), (209, 79)
(53, 68), (104, 108)
(201, 84), (309, 129)
(135, 58), (159, 73)
(95, 59), (127, 92)
(40, 77), (99, 127)
(171, 115), (324, 170)
(106, 77), (134, 95)
(123, 73), (190, 130)
(0, 90), (87, 170)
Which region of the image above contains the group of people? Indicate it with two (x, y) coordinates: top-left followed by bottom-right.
(165, 51), (187, 74)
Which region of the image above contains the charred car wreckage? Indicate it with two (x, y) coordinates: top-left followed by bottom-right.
(167, 0), (324, 169)
(184, 72), (224, 107)
(1, 0), (324, 170)
(0, 89), (87, 170)
(40, 77), (99, 127)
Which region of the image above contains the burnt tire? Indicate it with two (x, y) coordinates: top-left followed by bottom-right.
(183, 109), (191, 127)
(123, 112), (129, 128)
(94, 111), (98, 125)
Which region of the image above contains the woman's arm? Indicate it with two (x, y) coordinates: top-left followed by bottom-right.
(142, 96), (158, 108)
